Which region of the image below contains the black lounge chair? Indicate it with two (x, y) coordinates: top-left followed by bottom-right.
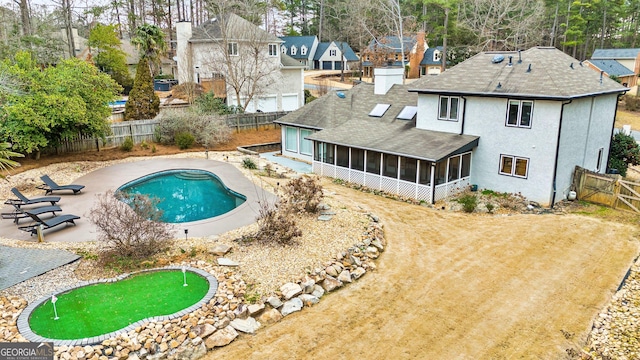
(18, 211), (80, 236)
(38, 175), (85, 195)
(6, 188), (60, 209)
(2, 204), (62, 224)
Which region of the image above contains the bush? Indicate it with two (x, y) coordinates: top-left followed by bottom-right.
(608, 131), (640, 176)
(156, 109), (231, 148)
(175, 132), (195, 149)
(457, 194), (478, 213)
(194, 92), (232, 114)
(120, 137), (134, 152)
(485, 203), (495, 214)
(140, 140), (149, 149)
(624, 94), (640, 112)
(88, 190), (175, 260)
(242, 157), (257, 169)
(253, 200), (301, 245)
(281, 176), (324, 213)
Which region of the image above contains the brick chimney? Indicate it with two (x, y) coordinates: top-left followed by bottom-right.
(408, 31), (425, 79)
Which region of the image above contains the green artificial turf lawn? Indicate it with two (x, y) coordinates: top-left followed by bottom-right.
(29, 270), (209, 339)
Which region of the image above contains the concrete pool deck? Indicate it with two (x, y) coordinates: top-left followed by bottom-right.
(0, 158), (276, 243)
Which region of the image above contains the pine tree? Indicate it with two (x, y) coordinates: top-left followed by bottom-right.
(124, 58), (160, 120)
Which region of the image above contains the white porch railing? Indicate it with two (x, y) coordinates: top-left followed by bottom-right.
(313, 162), (471, 203)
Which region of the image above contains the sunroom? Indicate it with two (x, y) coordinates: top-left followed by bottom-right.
(306, 121), (479, 203)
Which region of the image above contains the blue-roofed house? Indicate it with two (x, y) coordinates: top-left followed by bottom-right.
(420, 46), (443, 76)
(313, 41), (359, 70)
(587, 48), (640, 90)
(279, 36), (359, 70)
(362, 32), (426, 79)
(279, 36), (318, 69)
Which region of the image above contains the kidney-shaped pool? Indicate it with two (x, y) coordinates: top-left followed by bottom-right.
(117, 169), (246, 223)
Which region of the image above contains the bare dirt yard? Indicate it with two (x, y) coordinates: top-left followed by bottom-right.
(202, 181), (639, 359)
(5, 128), (640, 358)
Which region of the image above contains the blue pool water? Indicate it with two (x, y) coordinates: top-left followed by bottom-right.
(117, 170), (246, 223)
(109, 100), (127, 106)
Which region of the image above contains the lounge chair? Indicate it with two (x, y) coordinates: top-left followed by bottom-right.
(18, 211), (80, 236)
(38, 175), (85, 195)
(6, 188), (60, 209)
(2, 204), (62, 224)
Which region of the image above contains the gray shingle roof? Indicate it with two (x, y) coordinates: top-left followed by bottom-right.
(280, 53), (305, 68)
(367, 36), (416, 53)
(279, 36), (316, 59)
(276, 82), (478, 162)
(586, 59), (635, 77)
(410, 47), (628, 99)
(592, 48), (640, 59)
(314, 42), (359, 61)
(190, 13), (281, 43)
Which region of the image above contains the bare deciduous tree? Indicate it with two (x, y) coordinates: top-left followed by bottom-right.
(89, 191), (175, 259)
(458, 0), (545, 51)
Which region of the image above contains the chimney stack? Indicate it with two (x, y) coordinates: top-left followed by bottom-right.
(374, 67), (404, 95)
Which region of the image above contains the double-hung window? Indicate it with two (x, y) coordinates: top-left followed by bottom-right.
(228, 42), (238, 56)
(506, 100), (533, 128)
(438, 96), (459, 121)
(499, 155), (529, 178)
(268, 44), (278, 56)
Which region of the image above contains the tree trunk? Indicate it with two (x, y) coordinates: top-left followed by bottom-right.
(16, 0), (31, 36)
(442, 7), (449, 72)
(62, 0), (76, 58)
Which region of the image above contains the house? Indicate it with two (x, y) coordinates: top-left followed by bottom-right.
(276, 47), (627, 206)
(361, 33), (426, 79)
(279, 36), (358, 70)
(420, 46), (443, 76)
(586, 48), (640, 91)
(175, 13), (305, 113)
(279, 35), (318, 69)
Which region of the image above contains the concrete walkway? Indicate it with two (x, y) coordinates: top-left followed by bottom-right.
(260, 151), (312, 173)
(0, 246), (80, 291)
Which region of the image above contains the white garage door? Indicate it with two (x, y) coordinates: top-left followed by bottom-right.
(257, 96), (277, 112)
(282, 94), (299, 111)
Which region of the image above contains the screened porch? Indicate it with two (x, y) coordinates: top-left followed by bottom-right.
(312, 141), (472, 204)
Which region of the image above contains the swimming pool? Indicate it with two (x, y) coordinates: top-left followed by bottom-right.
(117, 169), (246, 223)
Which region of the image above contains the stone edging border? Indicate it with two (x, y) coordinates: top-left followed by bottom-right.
(16, 266), (218, 346)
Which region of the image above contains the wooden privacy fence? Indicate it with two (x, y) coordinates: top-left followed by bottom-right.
(573, 166), (640, 213)
(50, 111), (287, 153)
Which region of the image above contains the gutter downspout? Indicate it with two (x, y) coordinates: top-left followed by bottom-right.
(459, 96), (467, 135)
(430, 162), (437, 204)
(550, 99), (572, 208)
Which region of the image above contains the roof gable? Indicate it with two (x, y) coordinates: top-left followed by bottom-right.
(410, 47), (627, 99)
(586, 59), (635, 77)
(421, 46), (443, 66)
(313, 41), (358, 61)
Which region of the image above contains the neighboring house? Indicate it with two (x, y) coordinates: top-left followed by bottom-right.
(119, 38), (175, 78)
(279, 35), (318, 69)
(586, 48), (640, 90)
(279, 36), (358, 70)
(420, 46), (443, 76)
(313, 41), (359, 70)
(176, 14), (305, 113)
(277, 47), (627, 206)
(362, 33), (426, 79)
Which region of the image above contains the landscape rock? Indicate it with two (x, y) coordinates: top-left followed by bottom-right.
(298, 294), (320, 306)
(352, 267), (366, 279)
(192, 324), (216, 339)
(247, 303), (265, 316)
(325, 265), (338, 277)
(311, 285), (325, 298)
(230, 317), (260, 334)
(338, 270), (352, 283)
(321, 275), (343, 292)
(281, 298), (304, 316)
(209, 244), (232, 256)
(257, 308), (283, 324)
(217, 258), (239, 267)
(204, 326), (238, 349)
(280, 282), (303, 300)
(300, 277), (316, 294)
(317, 215), (333, 221)
(266, 296), (283, 309)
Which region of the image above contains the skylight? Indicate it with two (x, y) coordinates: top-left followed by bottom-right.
(369, 104), (391, 117)
(397, 106), (418, 120)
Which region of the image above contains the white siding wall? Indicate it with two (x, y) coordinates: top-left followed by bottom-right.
(555, 94), (618, 200)
(416, 94), (463, 133)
